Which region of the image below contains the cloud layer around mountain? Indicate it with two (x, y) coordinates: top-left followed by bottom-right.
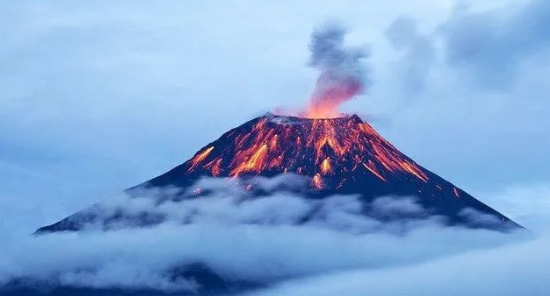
(249, 232), (550, 296)
(0, 177), (536, 294)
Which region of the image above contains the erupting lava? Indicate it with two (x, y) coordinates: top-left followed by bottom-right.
(182, 114), (428, 188)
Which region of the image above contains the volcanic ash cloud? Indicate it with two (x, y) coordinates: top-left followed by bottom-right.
(304, 24), (369, 118)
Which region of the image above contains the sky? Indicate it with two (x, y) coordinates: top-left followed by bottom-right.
(1, 1), (550, 294)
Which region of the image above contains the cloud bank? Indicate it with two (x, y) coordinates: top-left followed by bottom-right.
(250, 233), (550, 296)
(0, 177), (528, 294)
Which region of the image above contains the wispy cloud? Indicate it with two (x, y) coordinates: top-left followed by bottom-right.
(441, 0), (550, 90)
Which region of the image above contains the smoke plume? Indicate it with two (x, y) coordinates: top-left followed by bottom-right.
(303, 24), (369, 118)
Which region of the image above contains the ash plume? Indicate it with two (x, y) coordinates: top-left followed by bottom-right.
(304, 24), (369, 118)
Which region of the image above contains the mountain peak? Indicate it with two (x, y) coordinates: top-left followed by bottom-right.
(166, 113), (416, 186)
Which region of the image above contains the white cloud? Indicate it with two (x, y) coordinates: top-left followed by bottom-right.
(249, 232), (550, 296)
(2, 219), (524, 293)
(0, 180), (528, 293)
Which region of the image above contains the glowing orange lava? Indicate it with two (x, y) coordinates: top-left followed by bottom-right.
(363, 161), (386, 182)
(321, 158), (332, 175)
(187, 146), (214, 172)
(311, 173), (323, 189)
(453, 187), (460, 198)
(184, 114), (430, 189)
(231, 144), (268, 176)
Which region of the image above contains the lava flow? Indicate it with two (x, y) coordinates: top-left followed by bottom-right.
(182, 113), (428, 189)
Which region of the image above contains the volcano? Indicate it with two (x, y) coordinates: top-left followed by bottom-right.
(37, 113), (520, 233)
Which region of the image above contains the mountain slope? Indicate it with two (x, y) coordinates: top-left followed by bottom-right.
(37, 113), (521, 233)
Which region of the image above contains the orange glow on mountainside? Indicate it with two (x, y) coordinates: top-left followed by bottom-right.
(184, 114), (430, 189)
(321, 158), (332, 175)
(186, 146), (214, 172)
(311, 173), (323, 189)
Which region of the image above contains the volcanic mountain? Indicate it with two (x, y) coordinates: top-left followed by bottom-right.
(37, 113), (520, 233)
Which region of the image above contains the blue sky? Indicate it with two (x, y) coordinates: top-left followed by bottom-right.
(1, 0), (550, 235)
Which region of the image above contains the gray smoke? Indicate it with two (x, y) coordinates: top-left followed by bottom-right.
(305, 24), (369, 117)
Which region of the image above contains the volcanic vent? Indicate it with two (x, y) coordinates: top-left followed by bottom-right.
(38, 113), (520, 233)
